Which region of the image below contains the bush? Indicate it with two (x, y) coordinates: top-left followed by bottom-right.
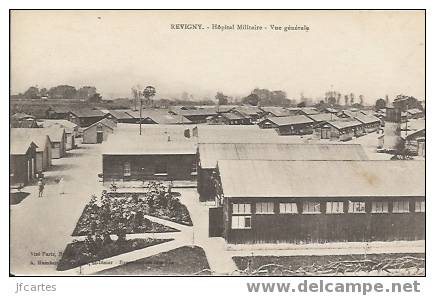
(72, 183), (191, 238)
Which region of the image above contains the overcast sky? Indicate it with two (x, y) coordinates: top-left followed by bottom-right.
(11, 10), (425, 103)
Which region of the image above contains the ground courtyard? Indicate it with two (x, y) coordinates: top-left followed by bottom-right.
(10, 131), (425, 275)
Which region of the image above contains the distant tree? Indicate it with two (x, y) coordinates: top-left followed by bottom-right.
(252, 88), (271, 104)
(77, 86), (97, 101)
(89, 93), (103, 103)
(23, 86), (40, 99)
(375, 98), (386, 110)
(131, 88), (139, 110)
(242, 93), (260, 106)
(39, 88), (48, 97)
(157, 98), (171, 108)
(315, 100), (328, 110)
(297, 101), (306, 108)
(251, 88), (289, 106)
(215, 92), (229, 105)
(131, 84), (142, 110)
(336, 93), (341, 105)
(48, 85), (77, 100)
(326, 96), (336, 105)
(181, 91), (190, 101)
(359, 95), (364, 105)
(143, 86), (156, 107)
(350, 93), (355, 105)
(393, 95), (423, 110)
(270, 90), (289, 106)
(344, 95), (349, 106)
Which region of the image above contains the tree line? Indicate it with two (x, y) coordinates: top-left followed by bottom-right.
(215, 88), (294, 107)
(374, 95), (424, 111)
(15, 85), (103, 102)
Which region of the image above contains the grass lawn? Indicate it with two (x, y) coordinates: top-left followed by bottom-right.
(10, 192), (30, 205)
(95, 246), (211, 275)
(57, 238), (172, 271)
(233, 253), (425, 276)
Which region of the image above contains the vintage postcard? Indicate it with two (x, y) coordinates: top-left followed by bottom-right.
(9, 10), (425, 277)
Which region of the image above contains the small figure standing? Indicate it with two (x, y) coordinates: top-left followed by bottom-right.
(38, 178), (44, 197)
(58, 177), (65, 195)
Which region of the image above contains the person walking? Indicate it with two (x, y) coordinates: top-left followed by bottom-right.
(38, 178), (44, 198)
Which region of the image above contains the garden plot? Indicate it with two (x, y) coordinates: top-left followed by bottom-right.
(95, 246), (211, 275)
(73, 182), (192, 237)
(233, 253), (425, 276)
(105, 182), (193, 226)
(57, 182), (194, 272)
(57, 238), (171, 271)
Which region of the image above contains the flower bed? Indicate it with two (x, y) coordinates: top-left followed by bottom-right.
(72, 204), (179, 236)
(105, 183), (192, 226)
(57, 238), (171, 271)
(72, 182), (192, 238)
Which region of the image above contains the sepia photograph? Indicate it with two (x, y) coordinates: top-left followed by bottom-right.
(9, 9), (425, 277)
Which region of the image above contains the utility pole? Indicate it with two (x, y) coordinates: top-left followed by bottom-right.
(140, 86), (156, 136)
(405, 103), (408, 136)
(139, 91), (143, 135)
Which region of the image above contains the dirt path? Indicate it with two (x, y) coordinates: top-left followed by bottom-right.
(10, 144), (104, 275)
(178, 189), (238, 275)
(226, 240), (425, 257)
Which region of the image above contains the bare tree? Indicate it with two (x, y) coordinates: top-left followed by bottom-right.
(131, 84), (142, 111)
